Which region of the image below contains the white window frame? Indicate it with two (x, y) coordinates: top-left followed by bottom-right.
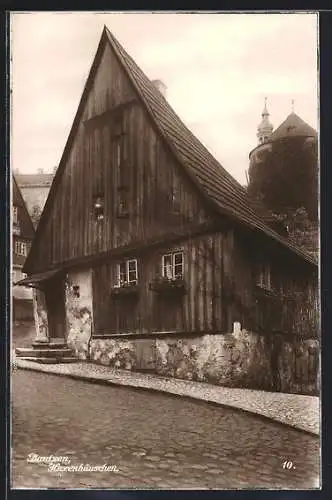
(15, 240), (27, 257)
(161, 251), (184, 279)
(13, 206), (18, 224)
(116, 259), (138, 287)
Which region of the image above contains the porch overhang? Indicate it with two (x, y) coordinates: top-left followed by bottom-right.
(14, 269), (61, 288)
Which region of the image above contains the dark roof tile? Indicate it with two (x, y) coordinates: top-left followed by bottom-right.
(269, 112), (317, 142)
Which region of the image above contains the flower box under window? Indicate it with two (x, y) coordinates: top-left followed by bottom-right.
(149, 276), (186, 294)
(110, 282), (140, 298)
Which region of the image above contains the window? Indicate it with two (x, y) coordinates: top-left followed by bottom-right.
(15, 240), (27, 257)
(257, 263), (271, 290)
(117, 191), (129, 218)
(13, 206), (18, 224)
(93, 195), (105, 221)
(116, 259), (138, 287)
(162, 251), (184, 279)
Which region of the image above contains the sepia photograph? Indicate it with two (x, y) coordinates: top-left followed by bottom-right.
(10, 11), (320, 490)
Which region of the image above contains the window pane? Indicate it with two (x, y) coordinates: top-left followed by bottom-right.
(128, 271), (137, 283)
(163, 255), (172, 267)
(128, 260), (137, 271)
(162, 255), (173, 278)
(174, 264), (183, 277)
(174, 252), (183, 265)
(118, 262), (127, 284)
(119, 262), (126, 274)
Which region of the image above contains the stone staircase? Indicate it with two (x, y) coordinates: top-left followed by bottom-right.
(15, 340), (78, 364)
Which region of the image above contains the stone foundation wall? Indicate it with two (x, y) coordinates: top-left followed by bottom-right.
(65, 269), (93, 359)
(90, 338), (156, 371)
(88, 328), (319, 396)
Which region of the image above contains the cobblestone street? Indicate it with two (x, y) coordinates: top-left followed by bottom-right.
(12, 371), (320, 490)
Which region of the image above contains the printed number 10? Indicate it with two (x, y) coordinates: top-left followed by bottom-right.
(282, 460), (295, 470)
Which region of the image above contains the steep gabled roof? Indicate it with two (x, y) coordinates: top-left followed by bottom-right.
(269, 112), (317, 142)
(24, 27), (317, 273)
(13, 175), (35, 240)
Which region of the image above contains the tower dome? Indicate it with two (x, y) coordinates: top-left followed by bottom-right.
(257, 97), (273, 145)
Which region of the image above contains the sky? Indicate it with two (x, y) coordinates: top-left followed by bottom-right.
(11, 11), (318, 185)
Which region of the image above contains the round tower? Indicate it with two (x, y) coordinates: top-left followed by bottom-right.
(247, 100), (318, 255)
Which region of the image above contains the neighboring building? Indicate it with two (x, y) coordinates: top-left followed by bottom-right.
(247, 100), (318, 256)
(15, 168), (56, 228)
(12, 175), (35, 320)
(17, 27), (319, 394)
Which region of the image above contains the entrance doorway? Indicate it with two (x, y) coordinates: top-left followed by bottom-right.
(44, 275), (66, 341)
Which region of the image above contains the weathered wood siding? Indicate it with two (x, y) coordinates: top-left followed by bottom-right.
(92, 230), (237, 335)
(29, 41), (208, 274)
(231, 230), (319, 337)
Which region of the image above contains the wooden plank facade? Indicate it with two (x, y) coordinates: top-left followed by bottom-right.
(27, 41), (208, 275)
(92, 232), (228, 336)
(90, 226), (317, 338)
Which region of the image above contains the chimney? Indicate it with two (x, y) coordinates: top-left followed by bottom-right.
(152, 79), (167, 98)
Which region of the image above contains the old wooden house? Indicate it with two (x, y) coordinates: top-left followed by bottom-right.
(17, 27), (319, 394)
(12, 175), (35, 321)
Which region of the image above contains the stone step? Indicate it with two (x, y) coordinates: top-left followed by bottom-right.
(32, 340), (67, 349)
(17, 356), (79, 364)
(15, 347), (74, 358)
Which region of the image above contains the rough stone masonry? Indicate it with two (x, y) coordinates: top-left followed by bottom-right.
(33, 268), (319, 396)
